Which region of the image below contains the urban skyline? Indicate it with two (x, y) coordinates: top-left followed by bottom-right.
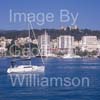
(0, 30), (100, 57)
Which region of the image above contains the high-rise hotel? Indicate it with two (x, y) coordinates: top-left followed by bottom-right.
(38, 31), (51, 56)
(57, 35), (74, 53)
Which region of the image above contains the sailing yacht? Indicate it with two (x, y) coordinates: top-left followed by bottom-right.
(7, 23), (45, 73)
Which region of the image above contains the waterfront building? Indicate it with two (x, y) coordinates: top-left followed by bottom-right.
(6, 39), (12, 45)
(15, 37), (32, 46)
(38, 31), (51, 56)
(57, 35), (74, 53)
(50, 39), (58, 54)
(0, 37), (7, 55)
(32, 39), (38, 45)
(81, 36), (98, 52)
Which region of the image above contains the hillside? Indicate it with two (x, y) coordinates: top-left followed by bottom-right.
(0, 28), (100, 41)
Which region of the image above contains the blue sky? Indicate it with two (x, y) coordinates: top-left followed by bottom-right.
(0, 0), (100, 30)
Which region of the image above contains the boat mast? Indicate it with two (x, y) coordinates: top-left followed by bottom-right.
(28, 22), (45, 66)
(45, 30), (47, 57)
(28, 23), (32, 66)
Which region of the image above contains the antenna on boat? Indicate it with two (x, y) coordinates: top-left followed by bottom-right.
(28, 22), (45, 66)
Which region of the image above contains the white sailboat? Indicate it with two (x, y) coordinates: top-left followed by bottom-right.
(7, 22), (45, 73)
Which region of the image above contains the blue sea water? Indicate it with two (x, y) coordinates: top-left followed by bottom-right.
(0, 57), (100, 100)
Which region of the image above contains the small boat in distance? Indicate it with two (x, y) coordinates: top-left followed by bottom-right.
(61, 36), (81, 59)
(62, 54), (81, 59)
(7, 23), (45, 73)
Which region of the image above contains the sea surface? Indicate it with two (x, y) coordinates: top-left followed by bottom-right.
(0, 57), (100, 100)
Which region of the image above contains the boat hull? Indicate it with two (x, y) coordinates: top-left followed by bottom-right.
(62, 54), (81, 59)
(7, 65), (45, 73)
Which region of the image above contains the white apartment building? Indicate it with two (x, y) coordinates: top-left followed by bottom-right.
(57, 35), (74, 54)
(81, 36), (98, 52)
(57, 35), (74, 49)
(0, 37), (7, 53)
(15, 37), (32, 46)
(38, 31), (51, 56)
